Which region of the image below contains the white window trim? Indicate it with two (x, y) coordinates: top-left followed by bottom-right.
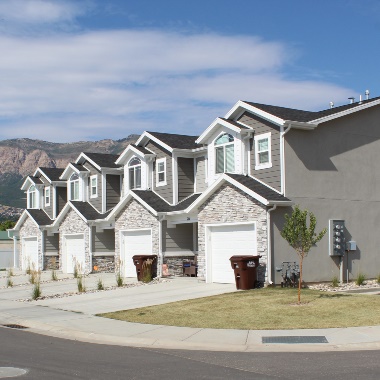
(214, 133), (235, 174)
(90, 175), (98, 198)
(69, 174), (80, 201)
(28, 186), (37, 209)
(254, 132), (272, 170)
(128, 157), (142, 191)
(44, 187), (50, 207)
(156, 158), (167, 187)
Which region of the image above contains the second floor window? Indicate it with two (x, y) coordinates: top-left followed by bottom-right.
(128, 157), (141, 189)
(215, 133), (235, 174)
(28, 185), (37, 209)
(69, 173), (80, 201)
(44, 187), (50, 206)
(90, 175), (98, 198)
(156, 158), (166, 186)
(254, 132), (272, 170)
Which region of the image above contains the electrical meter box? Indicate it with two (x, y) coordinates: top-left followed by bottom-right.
(346, 240), (357, 251)
(329, 219), (345, 256)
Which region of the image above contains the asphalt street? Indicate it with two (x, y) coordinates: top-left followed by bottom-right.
(1, 327), (380, 380)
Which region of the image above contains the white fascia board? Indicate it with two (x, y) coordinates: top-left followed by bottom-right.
(21, 177), (35, 191)
(131, 192), (158, 216)
(33, 168), (52, 184)
(76, 153), (102, 171)
(283, 121), (317, 130)
(196, 117), (242, 144)
(225, 176), (269, 206)
(12, 210), (29, 231)
(105, 193), (133, 221)
(60, 163), (82, 180)
(309, 98), (380, 124)
(136, 132), (173, 153)
(225, 100), (285, 126)
(116, 144), (155, 165)
(269, 200), (294, 206)
(65, 202), (88, 223)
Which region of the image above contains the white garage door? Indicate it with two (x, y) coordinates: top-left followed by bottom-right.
(121, 230), (152, 277)
(63, 234), (85, 274)
(208, 224), (257, 284)
(22, 237), (38, 271)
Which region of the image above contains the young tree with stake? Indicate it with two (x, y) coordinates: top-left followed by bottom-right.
(281, 205), (326, 304)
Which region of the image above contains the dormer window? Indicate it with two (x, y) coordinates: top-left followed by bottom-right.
(128, 157), (141, 189)
(215, 133), (235, 174)
(28, 185), (37, 209)
(90, 175), (98, 198)
(69, 173), (80, 201)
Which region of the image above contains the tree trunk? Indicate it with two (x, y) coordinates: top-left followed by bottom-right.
(298, 256), (303, 304)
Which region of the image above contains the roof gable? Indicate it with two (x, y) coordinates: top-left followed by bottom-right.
(76, 152), (120, 170)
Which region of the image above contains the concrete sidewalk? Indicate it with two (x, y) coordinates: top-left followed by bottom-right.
(0, 273), (379, 352)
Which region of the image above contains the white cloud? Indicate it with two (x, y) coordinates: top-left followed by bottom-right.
(0, 0), (86, 24)
(0, 28), (354, 142)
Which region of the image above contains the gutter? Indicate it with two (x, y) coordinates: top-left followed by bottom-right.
(266, 204), (277, 285)
(280, 122), (293, 196)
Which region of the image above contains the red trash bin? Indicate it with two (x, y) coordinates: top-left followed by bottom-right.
(229, 255), (261, 290)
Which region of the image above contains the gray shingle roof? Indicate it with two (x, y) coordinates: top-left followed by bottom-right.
(226, 174), (291, 203)
(132, 191), (201, 212)
(219, 118), (251, 129)
(131, 144), (154, 155)
(244, 96), (380, 123)
(71, 163), (89, 172)
(27, 209), (52, 226)
(38, 167), (65, 181)
(82, 152), (120, 168)
(147, 131), (200, 150)
(28, 176), (44, 185)
(70, 201), (111, 220)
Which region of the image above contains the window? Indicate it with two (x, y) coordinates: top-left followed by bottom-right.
(215, 133), (235, 174)
(90, 175), (98, 198)
(156, 158), (166, 186)
(44, 187), (50, 206)
(254, 132), (272, 170)
(69, 173), (80, 201)
(128, 157), (142, 189)
(28, 185), (37, 209)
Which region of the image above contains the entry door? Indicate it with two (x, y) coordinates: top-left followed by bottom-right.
(63, 234), (85, 274)
(22, 237), (38, 271)
(121, 230), (152, 277)
(209, 224), (257, 283)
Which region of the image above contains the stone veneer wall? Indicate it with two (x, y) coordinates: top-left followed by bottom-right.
(197, 184), (268, 282)
(19, 217), (42, 270)
(58, 210), (90, 273)
(163, 255), (196, 276)
(115, 200), (160, 274)
(44, 255), (59, 270)
(93, 256), (115, 273)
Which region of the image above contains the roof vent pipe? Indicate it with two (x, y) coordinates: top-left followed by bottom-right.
(329, 101), (334, 109)
(359, 94), (362, 104)
(348, 97), (355, 104)
(365, 89), (370, 100)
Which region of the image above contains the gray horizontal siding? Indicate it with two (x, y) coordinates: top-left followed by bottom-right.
(146, 141), (173, 203)
(238, 112), (281, 191)
(83, 162), (102, 212)
(178, 157), (194, 201)
(195, 156), (207, 192)
(45, 233), (59, 253)
(56, 187), (67, 215)
(162, 221), (194, 252)
(93, 228), (115, 253)
(106, 174), (121, 210)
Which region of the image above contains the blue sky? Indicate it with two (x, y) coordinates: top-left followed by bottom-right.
(0, 0), (379, 142)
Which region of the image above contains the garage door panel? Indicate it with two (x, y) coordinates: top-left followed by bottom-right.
(122, 230), (152, 277)
(209, 224), (257, 284)
(22, 237), (38, 271)
(64, 235), (85, 274)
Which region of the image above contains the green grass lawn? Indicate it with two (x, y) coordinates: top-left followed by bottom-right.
(99, 288), (380, 330)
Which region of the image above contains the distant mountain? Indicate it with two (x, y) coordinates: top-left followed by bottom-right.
(0, 135), (138, 215)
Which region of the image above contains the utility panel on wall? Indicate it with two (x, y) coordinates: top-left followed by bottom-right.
(329, 219), (345, 256)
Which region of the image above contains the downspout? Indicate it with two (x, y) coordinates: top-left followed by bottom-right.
(89, 224), (93, 274)
(280, 123), (292, 196)
(158, 215), (166, 278)
(13, 236), (18, 269)
(266, 204), (277, 285)
(41, 229), (45, 271)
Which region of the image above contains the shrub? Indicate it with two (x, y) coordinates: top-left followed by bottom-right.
(29, 266), (40, 285)
(141, 259), (153, 283)
(97, 278), (104, 290)
(77, 275), (86, 293)
(32, 281), (41, 300)
(356, 273), (366, 286)
(51, 270), (58, 281)
(6, 277), (13, 288)
(116, 271), (123, 287)
(8, 268), (14, 276)
(331, 276), (339, 287)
